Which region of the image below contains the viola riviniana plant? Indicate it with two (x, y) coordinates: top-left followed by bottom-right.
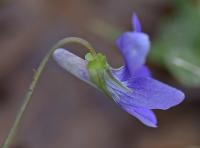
(53, 14), (185, 127)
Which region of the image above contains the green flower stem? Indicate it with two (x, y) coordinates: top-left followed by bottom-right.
(1, 37), (95, 148)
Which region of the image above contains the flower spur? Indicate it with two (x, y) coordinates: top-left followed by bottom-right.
(53, 14), (185, 127)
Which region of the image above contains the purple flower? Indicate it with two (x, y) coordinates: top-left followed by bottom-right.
(53, 14), (185, 128)
(106, 14), (185, 127)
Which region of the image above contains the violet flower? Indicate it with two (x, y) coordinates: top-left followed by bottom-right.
(53, 14), (185, 128)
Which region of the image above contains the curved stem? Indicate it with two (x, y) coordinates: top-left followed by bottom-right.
(1, 37), (95, 148)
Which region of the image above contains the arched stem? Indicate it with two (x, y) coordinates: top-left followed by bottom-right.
(1, 37), (95, 148)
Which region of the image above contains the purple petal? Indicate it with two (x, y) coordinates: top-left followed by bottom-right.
(132, 14), (142, 32)
(112, 66), (130, 81)
(131, 66), (151, 77)
(120, 104), (157, 127)
(116, 32), (150, 76)
(120, 77), (185, 110)
(112, 66), (151, 81)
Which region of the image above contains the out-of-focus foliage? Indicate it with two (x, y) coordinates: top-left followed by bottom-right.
(150, 0), (200, 86)
(89, 19), (123, 42)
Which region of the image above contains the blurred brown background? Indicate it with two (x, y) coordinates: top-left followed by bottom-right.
(0, 0), (200, 148)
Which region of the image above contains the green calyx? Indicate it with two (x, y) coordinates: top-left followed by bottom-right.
(85, 52), (132, 97)
(85, 52), (109, 95)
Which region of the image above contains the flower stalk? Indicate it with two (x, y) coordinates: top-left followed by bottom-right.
(1, 37), (95, 148)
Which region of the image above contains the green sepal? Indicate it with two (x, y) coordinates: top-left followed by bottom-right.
(85, 52), (133, 97)
(85, 52), (109, 93)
